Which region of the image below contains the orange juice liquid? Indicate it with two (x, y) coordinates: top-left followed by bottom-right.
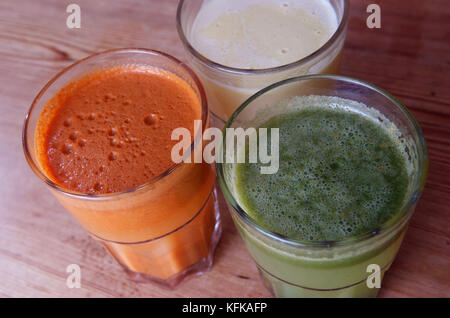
(35, 65), (220, 285)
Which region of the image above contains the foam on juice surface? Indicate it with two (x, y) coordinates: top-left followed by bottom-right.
(190, 0), (338, 69)
(35, 65), (201, 194)
(234, 96), (410, 242)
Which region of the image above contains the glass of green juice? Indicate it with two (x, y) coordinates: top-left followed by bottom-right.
(216, 75), (428, 297)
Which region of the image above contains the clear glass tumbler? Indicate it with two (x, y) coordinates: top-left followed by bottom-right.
(23, 49), (222, 288)
(217, 75), (428, 297)
(177, 0), (349, 122)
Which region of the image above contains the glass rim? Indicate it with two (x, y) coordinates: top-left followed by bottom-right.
(176, 0), (349, 75)
(216, 74), (428, 248)
(22, 48), (209, 200)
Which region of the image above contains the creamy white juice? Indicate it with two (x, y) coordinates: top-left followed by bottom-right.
(190, 0), (338, 69)
(183, 0), (345, 121)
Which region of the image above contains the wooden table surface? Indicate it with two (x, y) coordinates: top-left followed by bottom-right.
(0, 0), (449, 298)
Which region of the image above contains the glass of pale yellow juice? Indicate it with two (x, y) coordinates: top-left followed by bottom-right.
(177, 0), (349, 122)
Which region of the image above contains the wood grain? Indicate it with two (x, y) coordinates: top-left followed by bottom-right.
(0, 0), (449, 298)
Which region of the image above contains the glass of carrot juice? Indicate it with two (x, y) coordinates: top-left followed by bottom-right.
(22, 49), (222, 288)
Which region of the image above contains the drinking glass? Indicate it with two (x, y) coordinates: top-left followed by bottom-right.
(217, 74), (428, 297)
(23, 49), (222, 288)
(177, 0), (349, 122)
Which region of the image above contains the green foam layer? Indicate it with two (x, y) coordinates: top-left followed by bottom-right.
(235, 96), (409, 242)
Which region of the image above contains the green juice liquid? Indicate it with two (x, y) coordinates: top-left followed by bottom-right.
(231, 96), (411, 297)
(236, 103), (408, 242)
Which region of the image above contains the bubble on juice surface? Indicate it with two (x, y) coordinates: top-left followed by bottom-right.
(69, 131), (80, 141)
(62, 143), (73, 155)
(108, 151), (117, 161)
(63, 118), (72, 127)
(108, 127), (117, 136)
(144, 114), (159, 126)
